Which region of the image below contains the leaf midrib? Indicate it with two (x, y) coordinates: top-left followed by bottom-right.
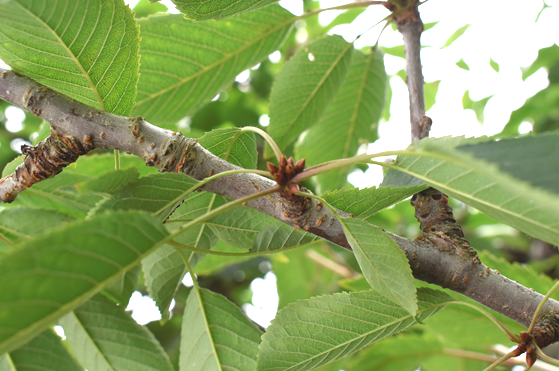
(278, 302), (449, 371)
(389, 149), (559, 238)
(277, 42), (354, 139)
(135, 12), (294, 107)
(69, 311), (116, 371)
(15, 1), (106, 110)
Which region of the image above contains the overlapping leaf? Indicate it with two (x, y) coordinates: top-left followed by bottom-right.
(171, 0), (278, 21)
(256, 288), (455, 371)
(0, 0), (140, 115)
(198, 128), (257, 169)
(59, 294), (174, 371)
(180, 288), (263, 371)
(296, 48), (386, 194)
(0, 329), (83, 371)
(380, 135), (559, 246)
(134, 5), (294, 125)
(341, 218), (417, 315)
(323, 184), (426, 222)
(267, 35), (353, 154)
(0, 211), (168, 355)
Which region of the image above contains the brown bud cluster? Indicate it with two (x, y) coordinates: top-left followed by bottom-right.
(267, 155), (305, 186)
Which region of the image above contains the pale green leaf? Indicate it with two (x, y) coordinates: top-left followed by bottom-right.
(267, 35), (353, 154)
(256, 288), (454, 371)
(59, 294), (174, 371)
(78, 167), (140, 195)
(0, 211), (168, 355)
(171, 0), (278, 21)
(442, 24), (470, 48)
(199, 128), (258, 169)
(381, 135), (559, 246)
(296, 48), (386, 193)
(341, 218), (417, 315)
(1, 329), (82, 371)
(489, 57), (500, 72)
(193, 240), (254, 275)
(134, 5), (294, 125)
(251, 222), (319, 252)
(322, 185), (426, 222)
(0, 0), (140, 115)
(180, 288), (263, 371)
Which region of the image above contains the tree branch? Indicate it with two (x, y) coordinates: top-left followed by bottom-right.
(1, 68), (559, 348)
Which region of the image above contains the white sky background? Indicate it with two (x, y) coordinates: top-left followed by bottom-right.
(117, 0), (559, 329)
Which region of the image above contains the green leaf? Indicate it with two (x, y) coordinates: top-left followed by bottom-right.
(0, 0), (140, 115)
(267, 35), (354, 154)
(180, 288), (263, 371)
(324, 8), (366, 32)
(0, 207), (75, 248)
(522, 44), (559, 80)
(461, 91), (492, 123)
(322, 185), (426, 222)
(489, 58), (499, 73)
(455, 59), (469, 71)
(424, 80), (440, 111)
(296, 48), (386, 194)
(97, 172), (199, 221)
(1, 329), (82, 371)
(382, 45), (404, 59)
(456, 132), (559, 194)
(134, 5), (294, 125)
(0, 211), (168, 355)
(134, 0), (168, 19)
(77, 167), (140, 195)
(193, 239), (257, 276)
(5, 172), (103, 219)
(341, 218), (417, 315)
(171, 0), (279, 21)
(256, 288), (454, 371)
(103, 264), (141, 306)
(442, 24), (470, 48)
(59, 294), (174, 371)
(381, 135), (559, 246)
(272, 246), (340, 310)
(199, 128), (258, 169)
(251, 222), (319, 252)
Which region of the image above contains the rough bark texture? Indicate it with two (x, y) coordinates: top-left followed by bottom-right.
(1, 67), (559, 348)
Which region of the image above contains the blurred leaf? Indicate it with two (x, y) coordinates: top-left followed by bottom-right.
(77, 167), (140, 194)
(338, 275), (370, 292)
(382, 45), (405, 59)
(0, 0), (139, 115)
(442, 24), (470, 48)
(381, 135), (559, 246)
(325, 8), (366, 32)
(134, 0), (168, 18)
(522, 44), (559, 80)
(424, 80), (440, 111)
(272, 246), (339, 310)
(0, 211), (168, 355)
(256, 288), (454, 371)
(456, 59), (469, 71)
(60, 294), (174, 371)
(341, 218), (417, 315)
(171, 0), (278, 20)
(193, 240), (254, 275)
(1, 329), (82, 371)
(489, 58), (499, 73)
(423, 21), (439, 32)
(134, 5), (294, 125)
(296, 48), (386, 194)
(323, 185), (426, 223)
(180, 287), (262, 371)
(461, 90), (492, 123)
(267, 35), (353, 155)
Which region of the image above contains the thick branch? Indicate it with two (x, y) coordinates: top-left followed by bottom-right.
(1, 69), (558, 347)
